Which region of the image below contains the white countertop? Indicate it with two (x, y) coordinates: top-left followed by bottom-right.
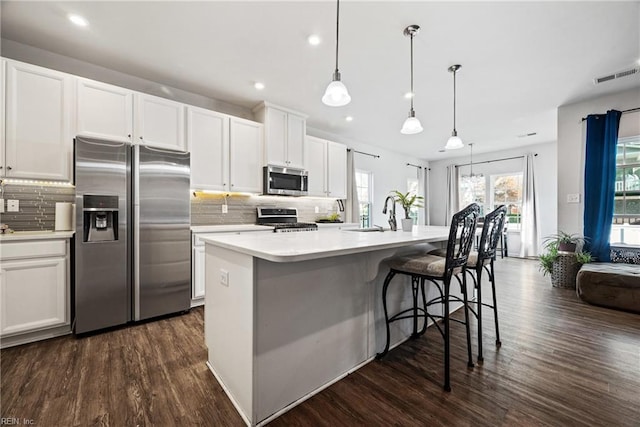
(200, 225), (450, 262)
(191, 224), (274, 233)
(0, 230), (75, 241)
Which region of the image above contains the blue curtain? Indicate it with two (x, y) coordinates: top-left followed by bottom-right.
(583, 110), (622, 262)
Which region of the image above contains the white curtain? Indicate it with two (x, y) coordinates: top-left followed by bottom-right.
(445, 165), (458, 225)
(345, 150), (360, 224)
(520, 153), (540, 257)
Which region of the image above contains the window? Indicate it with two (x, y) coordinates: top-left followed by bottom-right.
(612, 136), (640, 245)
(490, 173), (523, 230)
(459, 173), (486, 217)
(355, 170), (373, 228)
(407, 178), (420, 223)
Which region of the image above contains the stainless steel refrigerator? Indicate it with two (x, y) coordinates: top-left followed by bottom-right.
(74, 136), (191, 334)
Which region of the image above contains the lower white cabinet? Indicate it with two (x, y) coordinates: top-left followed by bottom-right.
(0, 238), (71, 347)
(191, 228), (272, 307)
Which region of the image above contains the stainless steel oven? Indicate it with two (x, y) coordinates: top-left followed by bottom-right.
(263, 165), (308, 196)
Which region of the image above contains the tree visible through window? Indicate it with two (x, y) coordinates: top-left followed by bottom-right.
(612, 136), (640, 245)
(491, 173), (523, 230)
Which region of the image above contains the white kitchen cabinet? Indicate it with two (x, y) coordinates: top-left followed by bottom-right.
(253, 102), (306, 169)
(0, 59), (5, 174)
(304, 136), (347, 199)
(193, 244), (206, 301)
(187, 106), (229, 191)
(0, 238), (71, 347)
(327, 141), (347, 199)
(134, 93), (186, 151)
(4, 60), (73, 181)
(229, 116), (263, 193)
(305, 135), (328, 197)
(188, 108), (262, 193)
(76, 78), (133, 142)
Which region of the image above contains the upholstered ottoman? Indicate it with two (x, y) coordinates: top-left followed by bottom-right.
(576, 263), (640, 313)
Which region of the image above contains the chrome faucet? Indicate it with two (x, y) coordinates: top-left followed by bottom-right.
(382, 196), (397, 231)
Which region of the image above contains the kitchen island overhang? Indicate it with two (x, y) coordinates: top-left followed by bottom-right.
(201, 226), (453, 426)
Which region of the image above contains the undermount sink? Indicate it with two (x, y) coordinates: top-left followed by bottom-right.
(344, 227), (385, 232)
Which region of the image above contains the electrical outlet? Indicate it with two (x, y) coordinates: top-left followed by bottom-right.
(314, 206), (319, 214)
(220, 269), (229, 287)
(7, 199), (19, 212)
(0, 198), (4, 213)
(222, 204), (228, 214)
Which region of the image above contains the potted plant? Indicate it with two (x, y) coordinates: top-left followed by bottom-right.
(543, 231), (586, 253)
(392, 190), (424, 231)
(539, 231), (592, 288)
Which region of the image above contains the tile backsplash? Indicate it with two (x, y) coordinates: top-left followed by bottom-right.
(1, 184), (75, 231)
(0, 184), (344, 231)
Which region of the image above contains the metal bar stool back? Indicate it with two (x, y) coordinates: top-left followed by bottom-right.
(376, 203), (480, 392)
(468, 204), (507, 362)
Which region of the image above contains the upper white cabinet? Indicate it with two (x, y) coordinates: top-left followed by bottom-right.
(229, 117), (263, 193)
(76, 78), (133, 142)
(305, 135), (327, 197)
(304, 136), (347, 199)
(253, 102), (307, 169)
(187, 106), (229, 191)
(4, 60), (73, 181)
(187, 107), (263, 193)
(134, 93), (186, 151)
(327, 141), (347, 199)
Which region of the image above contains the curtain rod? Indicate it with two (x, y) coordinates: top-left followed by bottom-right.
(455, 153), (537, 168)
(406, 163), (423, 169)
(348, 149), (380, 158)
(580, 107), (640, 122)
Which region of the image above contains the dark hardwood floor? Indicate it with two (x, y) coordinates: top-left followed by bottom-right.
(2, 257), (639, 426)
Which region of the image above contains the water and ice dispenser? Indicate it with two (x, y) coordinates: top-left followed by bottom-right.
(82, 195), (119, 242)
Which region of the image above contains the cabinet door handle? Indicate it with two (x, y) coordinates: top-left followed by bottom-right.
(0, 166), (3, 169)
(139, 136), (143, 140)
(6, 166), (12, 171)
(128, 134), (132, 138)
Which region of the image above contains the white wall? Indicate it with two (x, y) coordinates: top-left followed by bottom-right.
(428, 141), (557, 255)
(307, 127), (429, 227)
(557, 88), (640, 235)
(1, 39), (254, 120)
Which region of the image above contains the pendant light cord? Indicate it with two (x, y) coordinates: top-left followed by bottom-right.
(334, 0), (340, 73)
(410, 33), (414, 111)
(452, 68), (457, 133)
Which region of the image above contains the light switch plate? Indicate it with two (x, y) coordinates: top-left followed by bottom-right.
(566, 193), (581, 204)
(220, 269), (229, 287)
(222, 204), (228, 214)
(7, 199), (19, 212)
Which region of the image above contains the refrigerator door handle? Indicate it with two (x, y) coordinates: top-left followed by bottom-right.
(76, 138), (127, 148)
(142, 145), (189, 155)
(133, 203), (141, 320)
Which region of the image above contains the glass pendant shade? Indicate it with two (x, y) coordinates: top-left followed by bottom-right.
(401, 113), (423, 135)
(445, 133), (464, 150)
(322, 77), (351, 107)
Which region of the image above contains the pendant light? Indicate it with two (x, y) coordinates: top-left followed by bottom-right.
(400, 25), (423, 134)
(322, 0), (351, 107)
(445, 64), (464, 150)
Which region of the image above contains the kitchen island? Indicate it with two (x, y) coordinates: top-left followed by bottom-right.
(201, 226), (451, 426)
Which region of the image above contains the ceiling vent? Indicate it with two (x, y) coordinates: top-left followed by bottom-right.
(593, 67), (640, 85)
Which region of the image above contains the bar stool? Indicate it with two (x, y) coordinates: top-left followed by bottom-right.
(466, 205), (507, 362)
(376, 203), (480, 392)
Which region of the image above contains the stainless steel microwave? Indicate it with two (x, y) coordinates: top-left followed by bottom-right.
(263, 165), (308, 196)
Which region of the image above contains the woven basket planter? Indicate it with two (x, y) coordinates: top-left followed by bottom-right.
(551, 253), (581, 289)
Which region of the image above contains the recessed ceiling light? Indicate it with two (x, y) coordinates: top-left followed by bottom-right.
(308, 35), (321, 46)
(68, 14), (89, 27)
(345, 116), (353, 122)
(404, 92), (414, 99)
(254, 82), (265, 90)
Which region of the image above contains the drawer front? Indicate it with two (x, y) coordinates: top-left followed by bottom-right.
(1, 240), (67, 260)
